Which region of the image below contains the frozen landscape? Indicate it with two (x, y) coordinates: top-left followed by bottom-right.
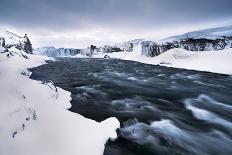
(1, 24), (232, 155)
(1, 0), (232, 155)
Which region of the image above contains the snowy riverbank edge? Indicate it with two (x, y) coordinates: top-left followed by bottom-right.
(0, 47), (120, 155)
(75, 46), (232, 75)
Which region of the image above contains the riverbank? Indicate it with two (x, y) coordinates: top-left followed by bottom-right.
(75, 46), (232, 75)
(0, 47), (120, 155)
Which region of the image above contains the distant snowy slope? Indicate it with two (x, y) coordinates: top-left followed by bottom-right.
(0, 29), (23, 46)
(140, 26), (232, 57)
(0, 29), (33, 54)
(161, 25), (232, 43)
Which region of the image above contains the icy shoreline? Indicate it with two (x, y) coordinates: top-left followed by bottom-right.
(75, 46), (232, 75)
(0, 47), (120, 155)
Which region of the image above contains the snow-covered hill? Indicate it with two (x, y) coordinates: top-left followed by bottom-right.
(0, 29), (23, 45)
(0, 29), (33, 54)
(0, 31), (120, 155)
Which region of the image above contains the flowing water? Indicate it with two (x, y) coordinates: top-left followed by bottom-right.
(30, 58), (232, 155)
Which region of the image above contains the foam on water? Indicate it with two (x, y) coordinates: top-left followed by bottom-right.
(120, 119), (232, 155)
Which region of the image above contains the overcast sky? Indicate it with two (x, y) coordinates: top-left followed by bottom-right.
(1, 0), (232, 48)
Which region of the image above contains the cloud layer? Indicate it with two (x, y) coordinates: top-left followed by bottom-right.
(1, 0), (232, 48)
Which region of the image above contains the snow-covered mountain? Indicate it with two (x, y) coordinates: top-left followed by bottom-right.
(0, 29), (33, 54)
(33, 47), (81, 57)
(162, 25), (232, 42)
(141, 26), (232, 57)
(0, 29), (22, 45)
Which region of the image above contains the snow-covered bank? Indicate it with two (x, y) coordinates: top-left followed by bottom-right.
(151, 48), (232, 75)
(75, 45), (232, 75)
(0, 47), (120, 155)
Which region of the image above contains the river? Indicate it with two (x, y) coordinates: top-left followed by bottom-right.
(30, 58), (232, 155)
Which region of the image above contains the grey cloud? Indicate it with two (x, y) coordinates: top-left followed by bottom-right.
(0, 0), (232, 30)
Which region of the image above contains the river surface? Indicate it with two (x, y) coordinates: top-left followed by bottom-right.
(30, 58), (232, 155)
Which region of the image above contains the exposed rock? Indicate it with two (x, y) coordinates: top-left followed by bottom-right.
(22, 34), (33, 54)
(101, 45), (123, 53)
(0, 37), (5, 47)
(141, 37), (232, 57)
(0, 30), (34, 54)
(104, 55), (110, 59)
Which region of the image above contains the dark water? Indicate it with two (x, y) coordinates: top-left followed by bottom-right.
(30, 58), (232, 155)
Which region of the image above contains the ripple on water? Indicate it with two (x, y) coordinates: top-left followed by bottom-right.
(184, 94), (232, 130)
(111, 97), (158, 112)
(120, 119), (232, 155)
(74, 85), (107, 102)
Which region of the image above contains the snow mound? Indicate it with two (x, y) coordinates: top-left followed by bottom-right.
(154, 48), (232, 74)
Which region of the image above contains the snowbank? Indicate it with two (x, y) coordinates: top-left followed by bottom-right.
(0, 47), (120, 155)
(75, 45), (232, 75)
(152, 48), (232, 75)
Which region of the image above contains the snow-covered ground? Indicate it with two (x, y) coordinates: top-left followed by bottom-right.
(0, 47), (120, 155)
(75, 44), (232, 75)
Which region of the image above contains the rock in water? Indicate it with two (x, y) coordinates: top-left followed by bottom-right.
(104, 55), (110, 59)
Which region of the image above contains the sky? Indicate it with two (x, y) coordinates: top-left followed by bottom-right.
(0, 0), (232, 48)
